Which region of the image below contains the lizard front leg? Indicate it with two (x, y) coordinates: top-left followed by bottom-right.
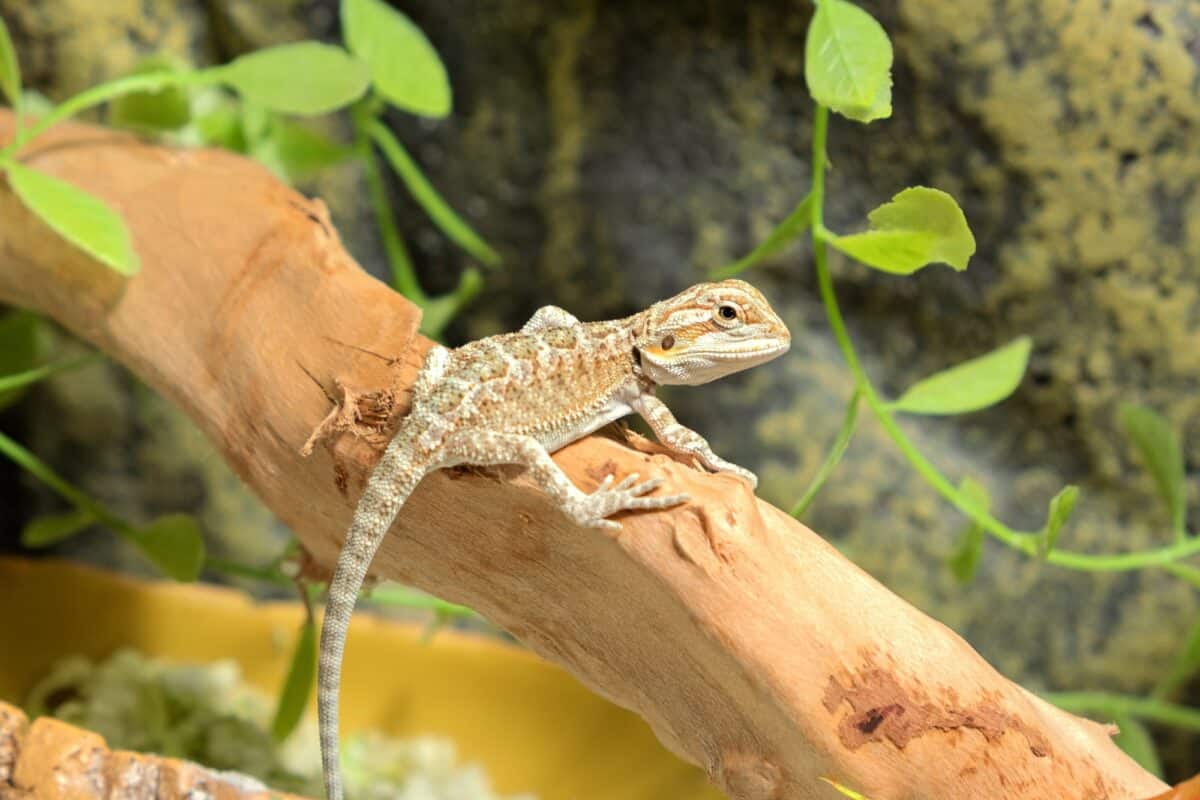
(632, 393), (758, 489)
(439, 430), (687, 529)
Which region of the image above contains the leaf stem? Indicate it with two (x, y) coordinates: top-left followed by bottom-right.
(1, 69), (221, 162)
(807, 101), (1200, 577)
(711, 192), (813, 279)
(0, 355), (98, 394)
(1046, 691), (1200, 732)
(367, 118), (501, 268)
(1151, 614), (1200, 700)
(206, 556), (292, 586)
(0, 429), (133, 537)
(366, 584), (479, 618)
(352, 104), (424, 303)
(791, 389), (860, 517)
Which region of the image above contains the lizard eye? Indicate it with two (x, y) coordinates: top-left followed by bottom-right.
(661, 334), (676, 350)
(717, 304), (739, 321)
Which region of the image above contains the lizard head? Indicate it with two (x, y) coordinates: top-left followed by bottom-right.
(635, 279), (791, 386)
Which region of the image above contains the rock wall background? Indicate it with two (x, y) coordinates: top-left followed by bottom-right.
(1, 0), (1197, 779)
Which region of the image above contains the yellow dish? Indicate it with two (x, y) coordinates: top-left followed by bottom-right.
(0, 556), (720, 800)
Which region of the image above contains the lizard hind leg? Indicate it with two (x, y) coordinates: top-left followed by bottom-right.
(439, 430), (689, 530)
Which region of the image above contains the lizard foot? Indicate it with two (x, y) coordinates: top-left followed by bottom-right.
(698, 455), (758, 490)
(576, 473), (689, 530)
(718, 463), (758, 490)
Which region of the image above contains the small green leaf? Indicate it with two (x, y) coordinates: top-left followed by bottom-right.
(220, 42), (370, 116)
(1112, 715), (1162, 777)
(271, 615), (317, 742)
(369, 120), (500, 267)
(713, 193), (813, 279)
(128, 513), (205, 581)
(829, 187), (975, 274)
(6, 162), (140, 275)
(890, 337), (1031, 416)
(21, 509), (96, 548)
(804, 0), (892, 123)
(1038, 485), (1079, 559)
(108, 56), (192, 132)
(947, 477), (989, 583)
(256, 119), (352, 182)
(1117, 403), (1187, 538)
(342, 0), (451, 117)
(0, 12), (21, 115)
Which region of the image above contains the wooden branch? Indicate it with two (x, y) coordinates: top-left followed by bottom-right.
(0, 112), (1168, 800)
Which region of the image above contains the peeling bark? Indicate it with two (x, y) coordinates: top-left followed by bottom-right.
(0, 113), (1169, 800)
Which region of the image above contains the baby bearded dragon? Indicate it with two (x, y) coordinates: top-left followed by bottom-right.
(317, 279), (790, 800)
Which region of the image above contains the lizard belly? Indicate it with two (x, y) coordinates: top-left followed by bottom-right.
(539, 394), (634, 453)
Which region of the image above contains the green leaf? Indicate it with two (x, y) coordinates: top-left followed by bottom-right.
(804, 0), (892, 123)
(128, 513), (205, 581)
(829, 187), (975, 274)
(5, 162), (140, 275)
(0, 310), (38, 410)
(21, 509), (96, 548)
(0, 12), (21, 115)
(1117, 403), (1187, 538)
(369, 120), (500, 267)
(1112, 715), (1162, 777)
(256, 119), (352, 182)
(220, 42), (370, 116)
(791, 390), (860, 518)
(712, 193), (813, 279)
(1038, 485), (1079, 559)
(946, 478), (989, 583)
(108, 56), (192, 132)
(342, 0), (451, 117)
(271, 615), (317, 742)
(890, 337), (1031, 416)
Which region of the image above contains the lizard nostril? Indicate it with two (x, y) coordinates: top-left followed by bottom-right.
(661, 334), (676, 350)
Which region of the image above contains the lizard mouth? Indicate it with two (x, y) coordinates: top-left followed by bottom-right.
(707, 338), (790, 361)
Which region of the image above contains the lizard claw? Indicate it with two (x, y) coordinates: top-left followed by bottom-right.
(576, 472), (689, 529)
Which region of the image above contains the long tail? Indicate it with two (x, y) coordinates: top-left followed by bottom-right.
(318, 441), (422, 800)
